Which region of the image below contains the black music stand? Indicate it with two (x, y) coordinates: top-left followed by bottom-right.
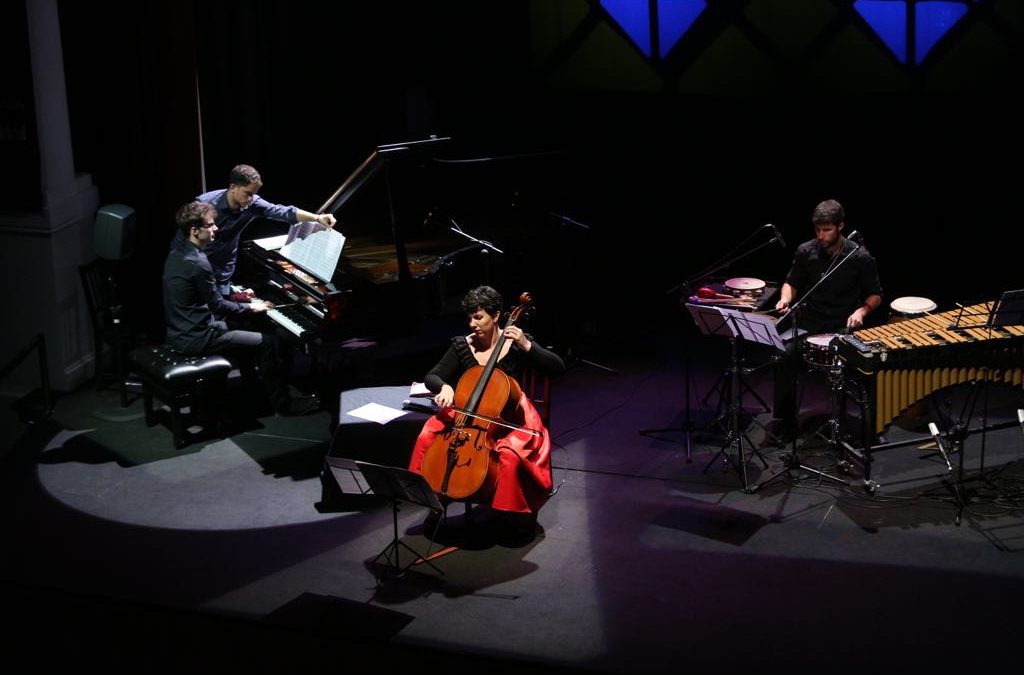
(641, 223), (785, 461)
(355, 461), (445, 582)
(991, 288), (1024, 327)
(688, 304), (781, 491)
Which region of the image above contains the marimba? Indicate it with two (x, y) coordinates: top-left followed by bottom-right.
(836, 302), (1024, 435)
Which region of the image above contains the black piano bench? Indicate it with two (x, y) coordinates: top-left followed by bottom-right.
(128, 345), (233, 448)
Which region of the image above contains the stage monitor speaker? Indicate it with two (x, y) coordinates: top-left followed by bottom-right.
(94, 203), (136, 260)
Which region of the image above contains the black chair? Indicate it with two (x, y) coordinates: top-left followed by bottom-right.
(79, 259), (137, 406)
(521, 366), (552, 430)
(129, 345), (233, 449)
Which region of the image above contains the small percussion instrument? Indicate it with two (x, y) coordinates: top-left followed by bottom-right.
(687, 286), (757, 308)
(803, 333), (841, 370)
(888, 296), (937, 323)
(724, 277), (766, 299)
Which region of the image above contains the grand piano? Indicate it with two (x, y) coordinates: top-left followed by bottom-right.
(234, 136), (486, 343)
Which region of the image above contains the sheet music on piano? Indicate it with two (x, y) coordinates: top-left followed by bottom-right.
(278, 222), (346, 284)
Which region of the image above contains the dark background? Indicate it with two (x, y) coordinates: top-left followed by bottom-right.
(32, 0), (1024, 346)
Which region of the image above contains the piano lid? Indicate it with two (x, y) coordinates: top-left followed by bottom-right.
(317, 136), (451, 216)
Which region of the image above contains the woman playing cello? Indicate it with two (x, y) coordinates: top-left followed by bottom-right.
(408, 286), (565, 534)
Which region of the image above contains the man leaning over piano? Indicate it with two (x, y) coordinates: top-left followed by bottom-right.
(171, 163), (337, 299)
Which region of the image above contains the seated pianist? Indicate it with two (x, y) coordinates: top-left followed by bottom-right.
(163, 200), (301, 416)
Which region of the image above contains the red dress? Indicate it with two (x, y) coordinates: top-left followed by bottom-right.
(408, 392), (552, 513)
(407, 336), (561, 513)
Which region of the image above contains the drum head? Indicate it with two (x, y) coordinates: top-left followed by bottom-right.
(724, 277), (766, 292)
(890, 296), (937, 314)
(805, 333), (838, 349)
(803, 333), (840, 369)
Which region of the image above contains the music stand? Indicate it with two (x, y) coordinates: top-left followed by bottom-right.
(355, 461), (445, 581)
(991, 288), (1024, 327)
(687, 304), (781, 491)
(642, 223), (785, 461)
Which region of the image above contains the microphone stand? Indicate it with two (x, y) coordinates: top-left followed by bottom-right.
(643, 225), (784, 462)
(750, 236), (863, 493)
(445, 216), (502, 287)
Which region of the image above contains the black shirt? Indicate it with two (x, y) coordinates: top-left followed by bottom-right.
(425, 334), (565, 394)
(785, 237), (882, 334)
(163, 241), (253, 353)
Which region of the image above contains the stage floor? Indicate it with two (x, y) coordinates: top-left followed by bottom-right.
(3, 322), (1024, 674)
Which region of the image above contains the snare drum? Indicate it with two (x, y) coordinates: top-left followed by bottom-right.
(888, 296), (937, 323)
(803, 333), (840, 369)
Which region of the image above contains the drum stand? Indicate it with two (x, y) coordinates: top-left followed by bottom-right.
(702, 336), (769, 492)
(750, 350), (849, 493)
(812, 358), (855, 473)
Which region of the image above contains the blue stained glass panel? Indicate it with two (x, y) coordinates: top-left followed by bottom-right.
(602, 0), (652, 57)
(657, 0), (706, 58)
(916, 2), (969, 63)
(854, 0), (908, 64)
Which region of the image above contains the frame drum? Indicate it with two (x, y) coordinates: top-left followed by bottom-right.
(889, 296), (937, 323)
(803, 333), (840, 369)
(724, 277), (766, 298)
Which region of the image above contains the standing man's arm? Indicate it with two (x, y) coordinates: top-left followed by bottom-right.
(295, 209), (336, 228)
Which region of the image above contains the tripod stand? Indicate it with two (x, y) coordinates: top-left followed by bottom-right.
(926, 378), (991, 526)
(638, 317), (698, 462)
(809, 350), (856, 474)
(701, 334), (771, 491)
(752, 344), (852, 493)
(704, 356), (774, 439)
(355, 461), (445, 583)
(685, 304), (784, 490)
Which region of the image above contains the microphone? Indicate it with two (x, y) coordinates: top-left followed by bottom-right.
(768, 223), (786, 248)
(928, 422), (954, 472)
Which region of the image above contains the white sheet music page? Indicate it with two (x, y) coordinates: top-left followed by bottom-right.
(253, 234), (288, 251)
(408, 381), (432, 397)
(347, 402), (408, 425)
(278, 221), (346, 283)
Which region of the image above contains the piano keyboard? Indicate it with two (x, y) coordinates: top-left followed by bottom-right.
(232, 284), (322, 338)
(267, 308), (305, 337)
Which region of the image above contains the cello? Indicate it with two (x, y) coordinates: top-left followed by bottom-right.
(419, 292), (535, 501)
